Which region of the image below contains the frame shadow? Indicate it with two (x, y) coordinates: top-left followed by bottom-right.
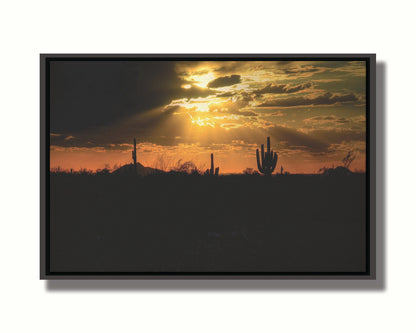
(45, 62), (386, 292)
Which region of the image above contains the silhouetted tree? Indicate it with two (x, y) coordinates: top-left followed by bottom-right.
(243, 168), (259, 175)
(342, 150), (356, 169)
(171, 160), (201, 175)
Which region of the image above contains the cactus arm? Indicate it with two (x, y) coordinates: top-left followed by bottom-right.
(267, 136), (270, 156)
(261, 144), (265, 166)
(270, 152), (278, 173)
(215, 167), (219, 176)
(256, 149), (264, 173)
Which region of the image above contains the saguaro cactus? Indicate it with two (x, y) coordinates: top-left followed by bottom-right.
(132, 138), (137, 172)
(205, 153), (219, 176)
(256, 137), (278, 176)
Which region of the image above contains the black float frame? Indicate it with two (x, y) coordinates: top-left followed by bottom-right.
(40, 54), (376, 280)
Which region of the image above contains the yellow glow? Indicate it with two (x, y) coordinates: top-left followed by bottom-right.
(181, 84), (192, 89)
(192, 102), (210, 112)
(190, 72), (216, 88)
(188, 113), (215, 127)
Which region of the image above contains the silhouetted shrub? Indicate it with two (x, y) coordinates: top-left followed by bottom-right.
(243, 168), (259, 175)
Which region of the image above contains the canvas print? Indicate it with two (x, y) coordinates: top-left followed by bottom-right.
(45, 56), (370, 276)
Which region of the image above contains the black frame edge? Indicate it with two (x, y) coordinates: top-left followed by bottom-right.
(40, 54), (46, 279)
(369, 54), (377, 279)
(40, 54), (376, 280)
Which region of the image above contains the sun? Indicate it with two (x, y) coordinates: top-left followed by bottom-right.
(190, 72), (216, 88)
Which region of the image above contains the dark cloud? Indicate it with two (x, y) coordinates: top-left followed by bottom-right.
(50, 61), (185, 133)
(50, 60), (217, 134)
(258, 92), (358, 107)
(216, 91), (253, 101)
(207, 75), (241, 88)
(254, 82), (312, 95)
(304, 116), (349, 124)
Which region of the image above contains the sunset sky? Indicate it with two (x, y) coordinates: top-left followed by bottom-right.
(50, 59), (366, 174)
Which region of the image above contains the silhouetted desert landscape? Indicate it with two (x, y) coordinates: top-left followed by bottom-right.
(50, 165), (366, 273)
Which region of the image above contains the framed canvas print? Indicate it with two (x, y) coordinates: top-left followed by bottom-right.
(40, 54), (376, 279)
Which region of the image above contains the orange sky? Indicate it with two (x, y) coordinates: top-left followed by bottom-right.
(50, 60), (366, 174)
(50, 141), (365, 174)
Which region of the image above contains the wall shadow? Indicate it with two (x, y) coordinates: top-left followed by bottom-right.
(45, 62), (386, 292)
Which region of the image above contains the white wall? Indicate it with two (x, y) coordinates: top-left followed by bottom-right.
(0, 1), (414, 332)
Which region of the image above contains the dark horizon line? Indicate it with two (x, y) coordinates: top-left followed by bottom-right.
(50, 166), (365, 176)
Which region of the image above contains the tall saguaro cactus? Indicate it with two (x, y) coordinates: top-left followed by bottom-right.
(256, 137), (278, 176)
(132, 138), (137, 172)
(206, 153), (219, 176)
